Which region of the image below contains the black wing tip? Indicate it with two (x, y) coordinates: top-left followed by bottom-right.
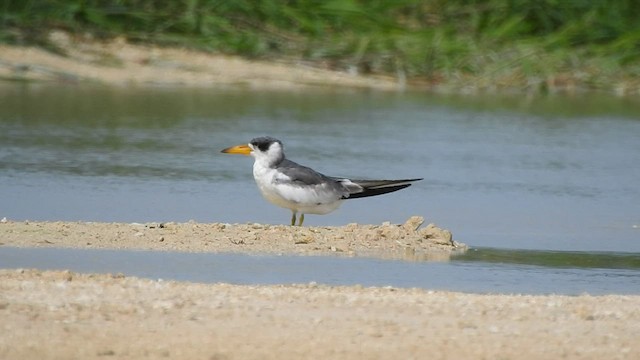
(345, 183), (414, 199)
(388, 178), (423, 182)
(349, 178), (423, 183)
(369, 178), (423, 187)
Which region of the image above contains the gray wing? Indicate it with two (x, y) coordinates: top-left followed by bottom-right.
(275, 158), (421, 200)
(276, 159), (333, 186)
(274, 159), (351, 197)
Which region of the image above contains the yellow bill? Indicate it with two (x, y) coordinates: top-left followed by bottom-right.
(221, 144), (252, 156)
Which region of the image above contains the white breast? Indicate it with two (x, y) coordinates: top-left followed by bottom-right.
(252, 162), (344, 215)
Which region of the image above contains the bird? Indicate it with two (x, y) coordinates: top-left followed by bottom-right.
(221, 136), (422, 226)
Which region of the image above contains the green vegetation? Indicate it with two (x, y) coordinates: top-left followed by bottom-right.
(2, 0), (640, 92)
(454, 248), (640, 270)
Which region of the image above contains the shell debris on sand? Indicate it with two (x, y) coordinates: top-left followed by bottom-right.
(2, 269), (639, 360)
(0, 216), (466, 260)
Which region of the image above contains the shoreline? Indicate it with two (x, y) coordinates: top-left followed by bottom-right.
(1, 220), (639, 359)
(0, 31), (400, 91)
(1, 269), (638, 360)
(0, 216), (465, 261)
(2, 31), (637, 95)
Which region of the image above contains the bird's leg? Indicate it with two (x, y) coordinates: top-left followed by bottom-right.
(290, 212), (297, 226)
(298, 213), (305, 226)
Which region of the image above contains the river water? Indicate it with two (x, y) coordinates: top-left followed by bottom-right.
(1, 83), (639, 293)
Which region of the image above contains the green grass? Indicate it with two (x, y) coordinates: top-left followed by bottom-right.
(2, 0), (639, 93)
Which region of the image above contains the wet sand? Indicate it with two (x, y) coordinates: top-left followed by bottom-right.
(1, 218), (640, 359)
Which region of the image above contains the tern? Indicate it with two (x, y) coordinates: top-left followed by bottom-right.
(221, 136), (422, 226)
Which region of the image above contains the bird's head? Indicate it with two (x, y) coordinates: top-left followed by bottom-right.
(221, 136), (285, 166)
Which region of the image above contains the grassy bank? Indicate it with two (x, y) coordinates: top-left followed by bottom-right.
(2, 0), (639, 93)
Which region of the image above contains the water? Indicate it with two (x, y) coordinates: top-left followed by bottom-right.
(1, 83), (639, 293)
(2, 83), (639, 251)
(1, 247), (638, 295)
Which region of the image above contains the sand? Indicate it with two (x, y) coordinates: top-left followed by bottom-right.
(1, 269), (638, 360)
(0, 216), (464, 261)
(1, 218), (639, 359)
(0, 30), (399, 91)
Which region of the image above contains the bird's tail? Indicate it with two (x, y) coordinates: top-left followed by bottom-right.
(341, 178), (422, 199)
